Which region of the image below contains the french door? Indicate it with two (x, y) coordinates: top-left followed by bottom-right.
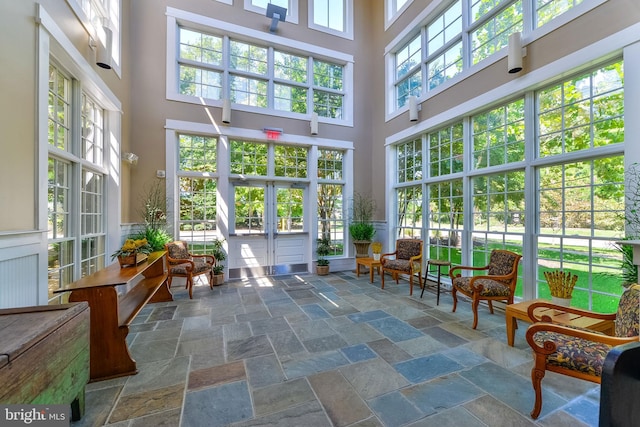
(228, 181), (309, 278)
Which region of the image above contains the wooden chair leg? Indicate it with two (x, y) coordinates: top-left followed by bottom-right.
(451, 287), (458, 312)
(381, 270), (386, 289)
(530, 367), (546, 419)
(488, 300), (494, 314)
(471, 296), (480, 329)
(409, 275), (413, 296)
(187, 275), (193, 299)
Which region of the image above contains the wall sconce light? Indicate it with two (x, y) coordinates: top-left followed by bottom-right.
(508, 32), (524, 74)
(266, 4), (287, 32)
(222, 99), (231, 124)
(95, 26), (113, 70)
(409, 96), (421, 122)
(122, 152), (139, 165)
(310, 112), (319, 135)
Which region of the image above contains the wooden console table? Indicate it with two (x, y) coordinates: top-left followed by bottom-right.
(54, 251), (172, 382)
(505, 298), (615, 346)
(0, 302), (90, 421)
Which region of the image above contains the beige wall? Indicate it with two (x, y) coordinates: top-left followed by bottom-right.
(126, 0), (385, 220)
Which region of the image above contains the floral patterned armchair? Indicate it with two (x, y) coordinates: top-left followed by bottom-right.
(526, 284), (640, 419)
(380, 239), (423, 296)
(165, 241), (215, 299)
(449, 249), (521, 329)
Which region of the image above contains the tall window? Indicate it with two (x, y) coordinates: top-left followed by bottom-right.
(395, 60), (624, 311)
(536, 61), (625, 312)
(396, 186), (423, 238)
(395, 35), (422, 108)
(426, 1), (462, 90)
(178, 134), (218, 251)
(318, 150), (345, 256)
(48, 64), (106, 302)
(397, 138), (422, 183)
(177, 27), (346, 119)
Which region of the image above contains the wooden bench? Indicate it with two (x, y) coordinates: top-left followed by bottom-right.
(54, 251), (172, 382)
(0, 302), (90, 421)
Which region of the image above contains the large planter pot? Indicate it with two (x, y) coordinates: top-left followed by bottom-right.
(353, 240), (371, 258)
(316, 264), (330, 276)
(212, 273), (224, 286)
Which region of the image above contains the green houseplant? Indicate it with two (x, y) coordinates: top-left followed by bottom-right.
(316, 237), (331, 275)
(210, 238), (227, 285)
(349, 192), (376, 257)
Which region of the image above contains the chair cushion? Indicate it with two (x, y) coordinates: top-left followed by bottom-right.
(384, 259), (411, 273)
(170, 261), (211, 275)
(453, 277), (511, 297)
(487, 250), (518, 278)
(615, 284), (640, 337)
(167, 241), (189, 260)
(397, 240), (422, 260)
(532, 330), (611, 377)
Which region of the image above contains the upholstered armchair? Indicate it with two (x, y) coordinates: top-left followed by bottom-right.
(380, 239), (423, 296)
(525, 284), (640, 419)
(449, 249), (521, 329)
(164, 241), (215, 299)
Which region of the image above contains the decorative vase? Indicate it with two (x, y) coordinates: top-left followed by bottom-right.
(373, 253), (381, 261)
(353, 240), (371, 258)
(551, 296), (571, 307)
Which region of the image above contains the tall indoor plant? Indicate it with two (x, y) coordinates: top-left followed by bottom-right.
(349, 192), (376, 258)
(210, 238), (227, 285)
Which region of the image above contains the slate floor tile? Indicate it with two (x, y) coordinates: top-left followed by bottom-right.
(182, 381), (253, 427)
(368, 391), (423, 427)
(394, 353), (463, 384)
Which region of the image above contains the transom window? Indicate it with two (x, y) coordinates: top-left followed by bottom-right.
(230, 140), (269, 176)
(428, 122), (463, 177)
(177, 27), (346, 119)
(274, 146), (308, 178)
(472, 98), (525, 169)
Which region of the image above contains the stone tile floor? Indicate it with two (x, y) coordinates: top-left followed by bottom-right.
(72, 271), (600, 427)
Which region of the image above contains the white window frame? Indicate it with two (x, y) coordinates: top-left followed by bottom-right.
(166, 7), (354, 127)
(243, 0), (299, 25)
(385, 0), (415, 30)
(36, 4), (122, 304)
(384, 0), (609, 120)
(308, 0), (354, 40)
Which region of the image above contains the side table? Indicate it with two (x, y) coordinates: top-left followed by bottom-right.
(356, 257), (382, 283)
(421, 259), (452, 304)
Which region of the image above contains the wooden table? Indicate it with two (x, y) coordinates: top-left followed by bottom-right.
(356, 257), (381, 283)
(505, 298), (615, 346)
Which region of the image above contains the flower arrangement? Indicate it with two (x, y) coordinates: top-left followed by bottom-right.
(111, 238), (152, 261)
(371, 242), (383, 260)
(544, 270), (578, 299)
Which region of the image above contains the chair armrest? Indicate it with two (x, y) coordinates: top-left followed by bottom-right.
(193, 254), (215, 264)
(167, 257), (195, 271)
(525, 322), (636, 353)
(380, 251), (397, 265)
(449, 265), (489, 278)
(526, 302), (617, 323)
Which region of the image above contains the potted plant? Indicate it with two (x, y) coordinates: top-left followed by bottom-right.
(349, 192), (376, 258)
(316, 237), (331, 276)
(371, 242), (383, 261)
(544, 270), (578, 307)
(210, 238), (227, 285)
(111, 238), (152, 268)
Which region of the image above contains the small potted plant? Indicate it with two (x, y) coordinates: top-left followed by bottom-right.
(111, 238), (152, 268)
(210, 238), (227, 285)
(544, 270), (578, 307)
(316, 237), (331, 276)
(371, 242), (382, 261)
